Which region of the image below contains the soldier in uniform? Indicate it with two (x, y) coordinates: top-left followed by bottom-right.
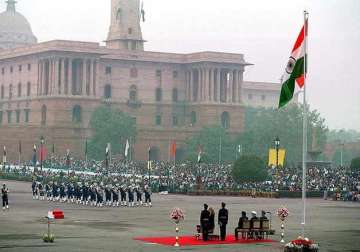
(2, 184), (9, 210)
(52, 181), (59, 201)
(38, 182), (45, 201)
(90, 184), (97, 206)
(59, 183), (66, 202)
(111, 184), (119, 207)
(135, 186), (143, 207)
(144, 185), (152, 207)
(45, 182), (51, 201)
(31, 180), (37, 200)
(105, 185), (112, 206)
(218, 202), (229, 241)
(96, 185), (104, 207)
(128, 186), (134, 207)
(120, 185), (127, 206)
(200, 204), (210, 241)
(82, 182), (89, 205)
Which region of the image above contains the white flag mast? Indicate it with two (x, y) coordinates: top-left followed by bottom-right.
(301, 10), (309, 237)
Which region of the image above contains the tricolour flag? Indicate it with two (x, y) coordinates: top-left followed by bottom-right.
(125, 139), (130, 158)
(170, 140), (176, 158)
(279, 19), (308, 108)
(32, 145), (37, 165)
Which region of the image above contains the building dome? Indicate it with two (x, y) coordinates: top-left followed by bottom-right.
(0, 0), (37, 50)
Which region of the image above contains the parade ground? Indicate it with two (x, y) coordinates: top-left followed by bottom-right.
(1, 180), (359, 252)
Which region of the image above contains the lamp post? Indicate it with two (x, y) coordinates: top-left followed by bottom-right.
(275, 137), (280, 175)
(40, 136), (45, 172)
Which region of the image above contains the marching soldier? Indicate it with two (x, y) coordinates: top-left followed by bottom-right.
(2, 184), (9, 210)
(120, 185), (127, 206)
(135, 186), (143, 206)
(105, 185), (112, 206)
(128, 186), (134, 207)
(144, 185), (152, 207)
(31, 180), (37, 200)
(111, 184), (119, 207)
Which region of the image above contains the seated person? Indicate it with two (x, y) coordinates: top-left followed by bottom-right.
(235, 211), (248, 240)
(260, 210), (268, 228)
(249, 211), (259, 239)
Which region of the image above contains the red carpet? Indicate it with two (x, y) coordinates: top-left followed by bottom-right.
(134, 235), (276, 246)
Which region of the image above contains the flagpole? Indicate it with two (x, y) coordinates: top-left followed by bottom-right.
(219, 135), (222, 166)
(301, 10), (309, 237)
(18, 141), (21, 168)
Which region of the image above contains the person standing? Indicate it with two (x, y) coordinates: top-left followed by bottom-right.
(218, 202), (228, 241)
(200, 204), (210, 241)
(2, 184), (9, 210)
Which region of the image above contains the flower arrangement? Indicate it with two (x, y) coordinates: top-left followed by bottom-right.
(284, 237), (319, 252)
(170, 207), (185, 224)
(43, 233), (55, 243)
(277, 207), (289, 221)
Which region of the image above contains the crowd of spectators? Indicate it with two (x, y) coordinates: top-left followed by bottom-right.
(1, 156), (359, 201)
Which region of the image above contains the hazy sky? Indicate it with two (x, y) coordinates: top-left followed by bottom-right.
(4, 0), (360, 130)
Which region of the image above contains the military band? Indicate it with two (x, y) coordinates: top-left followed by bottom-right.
(30, 179), (152, 208)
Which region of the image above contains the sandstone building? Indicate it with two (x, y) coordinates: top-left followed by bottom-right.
(0, 0), (284, 161)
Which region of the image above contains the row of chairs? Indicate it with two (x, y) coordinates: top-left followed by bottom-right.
(235, 219), (275, 240)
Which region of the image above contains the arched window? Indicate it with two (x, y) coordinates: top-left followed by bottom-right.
(9, 84), (13, 99)
(116, 8), (122, 22)
(191, 111), (197, 125)
(129, 85), (137, 102)
(72, 105), (82, 123)
(130, 67), (138, 78)
(1, 85), (4, 99)
(27, 82), (31, 97)
(155, 88), (162, 102)
(104, 84), (112, 99)
(221, 111), (230, 129)
(17, 82), (22, 97)
(41, 105), (47, 126)
(172, 88), (178, 102)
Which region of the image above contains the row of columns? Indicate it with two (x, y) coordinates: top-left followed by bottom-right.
(37, 58), (98, 97)
(185, 67), (243, 103)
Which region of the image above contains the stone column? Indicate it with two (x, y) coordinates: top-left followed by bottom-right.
(61, 58), (66, 95)
(238, 69), (243, 103)
(68, 58), (72, 95)
(89, 59), (94, 96)
(93, 60), (98, 96)
(82, 59), (87, 96)
(54, 58), (60, 95)
(204, 67), (209, 102)
(208, 68), (213, 102)
(189, 69), (193, 102)
(232, 69), (238, 103)
(217, 68), (221, 103)
(38, 60), (42, 96)
(228, 70), (233, 103)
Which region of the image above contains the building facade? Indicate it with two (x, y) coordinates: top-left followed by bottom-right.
(0, 0), (283, 162)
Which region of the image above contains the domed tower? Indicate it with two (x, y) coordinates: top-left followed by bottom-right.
(106, 0), (145, 51)
(0, 0), (37, 50)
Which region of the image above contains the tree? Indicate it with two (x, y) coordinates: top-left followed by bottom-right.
(235, 104), (328, 165)
(184, 126), (234, 163)
(232, 155), (268, 183)
(350, 157), (360, 172)
(88, 105), (136, 160)
(332, 148), (354, 167)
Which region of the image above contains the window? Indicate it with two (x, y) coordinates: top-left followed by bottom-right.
(0, 111), (2, 124)
(172, 116), (178, 126)
(173, 71), (178, 78)
(18, 65), (22, 72)
(131, 41), (137, 50)
(9, 84), (13, 99)
(130, 67), (138, 78)
(156, 70), (162, 77)
(191, 111), (197, 125)
(104, 84), (112, 99)
(27, 82), (31, 96)
(261, 95), (266, 101)
(72, 105), (82, 123)
(1, 68), (4, 75)
(155, 88), (162, 102)
(27, 64), (31, 71)
(105, 66), (112, 74)
(10, 66), (13, 73)
(129, 85), (137, 102)
(7, 111), (12, 124)
(128, 28), (133, 34)
(221, 111), (230, 129)
(172, 88), (178, 102)
(131, 117), (137, 124)
(248, 94), (253, 100)
(17, 83), (22, 97)
(24, 109), (30, 123)
(41, 105), (47, 126)
(16, 110), (20, 123)
(1, 85), (4, 99)
(155, 115), (162, 126)
(116, 8), (122, 22)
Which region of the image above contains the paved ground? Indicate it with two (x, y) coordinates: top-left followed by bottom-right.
(0, 180), (359, 252)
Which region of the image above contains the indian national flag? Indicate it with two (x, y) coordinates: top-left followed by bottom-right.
(279, 19), (308, 108)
